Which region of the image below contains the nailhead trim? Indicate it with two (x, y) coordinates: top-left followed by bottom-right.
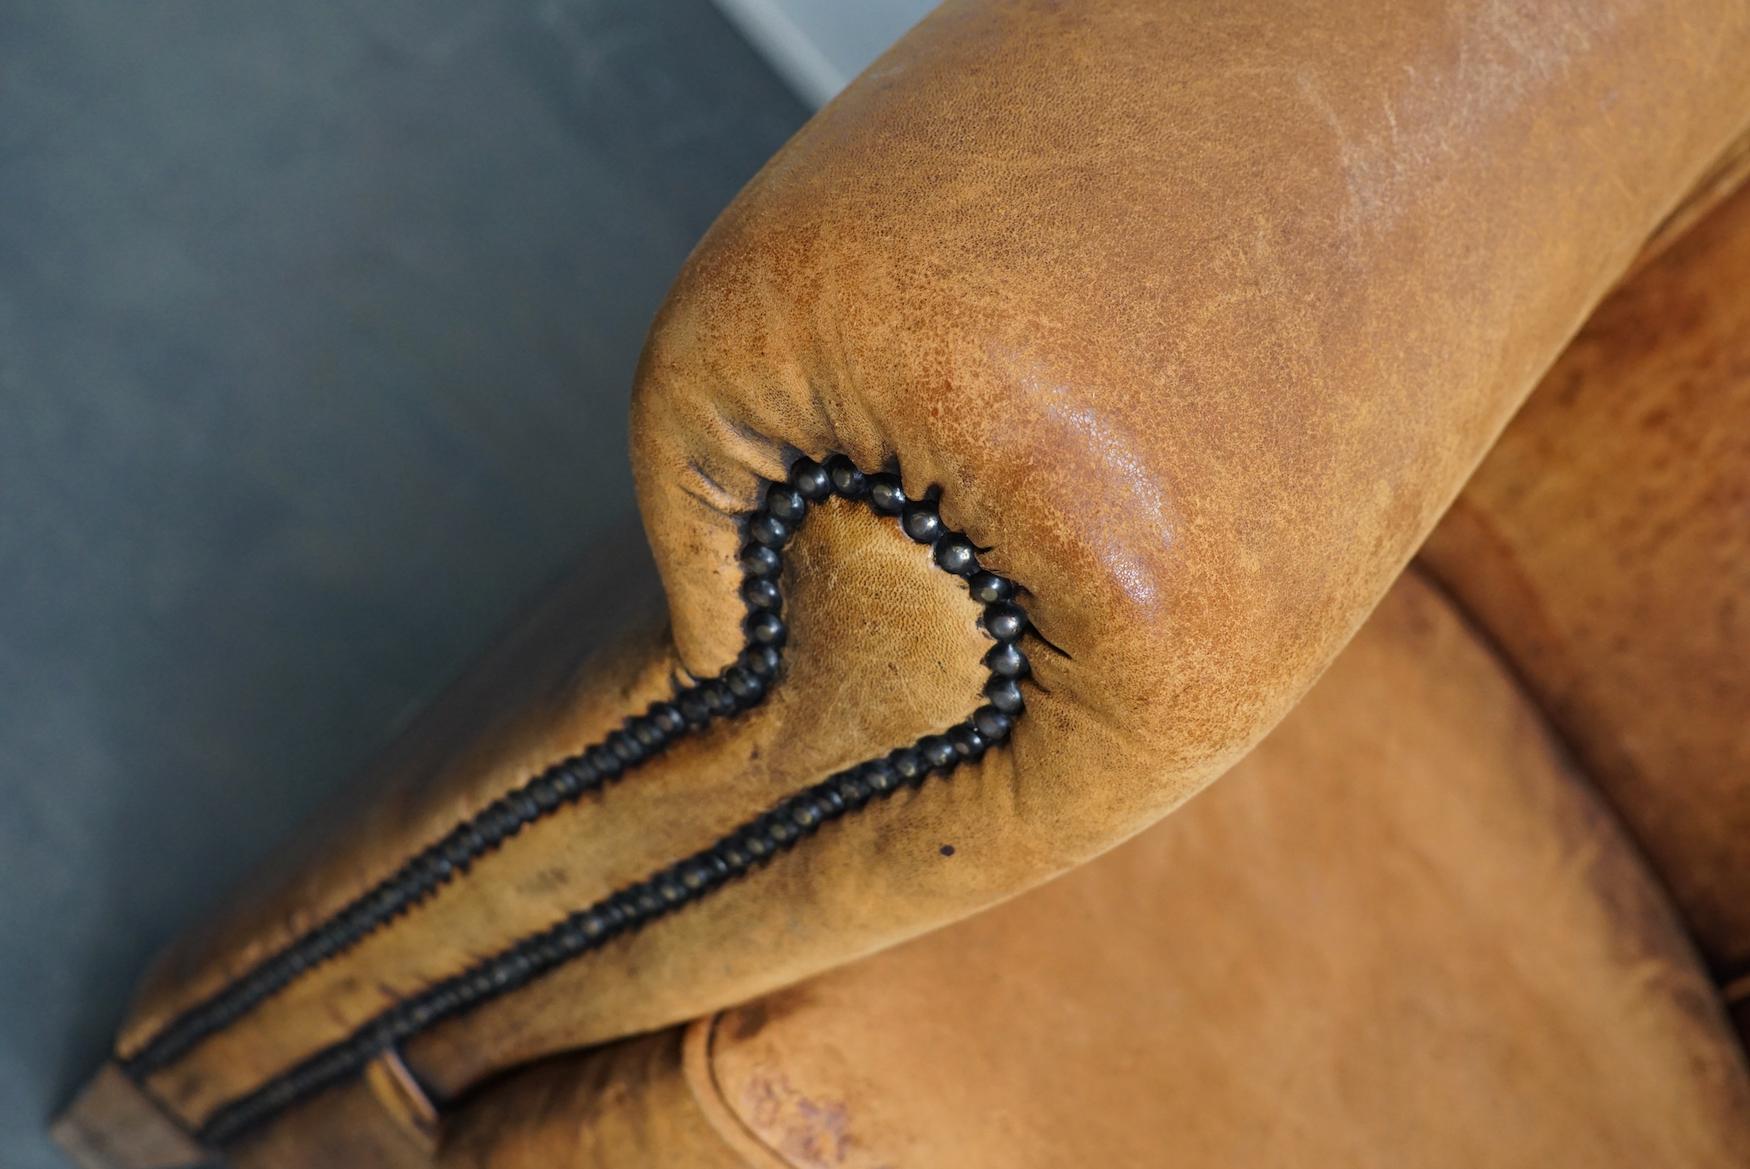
(143, 454), (1032, 1145)
(123, 645), (772, 1075)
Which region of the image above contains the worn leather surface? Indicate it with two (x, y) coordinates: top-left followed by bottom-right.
(105, 0), (1750, 1148)
(1421, 174), (1750, 1001)
(379, 575), (1750, 1168)
(687, 575), (1750, 1168)
(435, 1032), (750, 1169)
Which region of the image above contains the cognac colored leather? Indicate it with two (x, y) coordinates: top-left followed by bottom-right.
(431, 181), (1750, 1166)
(56, 0), (1750, 1164)
(1421, 173), (1750, 990)
(438, 574), (1750, 1169)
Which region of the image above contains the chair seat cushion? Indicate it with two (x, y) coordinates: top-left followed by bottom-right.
(678, 571), (1750, 1168)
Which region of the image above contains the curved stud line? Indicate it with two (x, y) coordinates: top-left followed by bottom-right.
(156, 454), (1033, 1146)
(123, 609), (781, 1077)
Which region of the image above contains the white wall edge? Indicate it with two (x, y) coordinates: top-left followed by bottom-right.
(711, 0), (848, 108)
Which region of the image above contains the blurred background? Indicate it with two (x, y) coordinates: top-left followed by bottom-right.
(0, 1), (929, 1164)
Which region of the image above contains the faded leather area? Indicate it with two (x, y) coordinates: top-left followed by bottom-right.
(692, 575), (1750, 1169)
(626, 0), (1750, 1129)
(1422, 173), (1750, 993)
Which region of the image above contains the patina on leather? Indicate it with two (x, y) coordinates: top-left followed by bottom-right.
(430, 574), (1750, 1168)
(1422, 168), (1750, 992)
(87, 0), (1750, 1158)
(698, 575), (1750, 1168)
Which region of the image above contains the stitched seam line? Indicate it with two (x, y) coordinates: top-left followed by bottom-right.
(143, 453), (1036, 1146)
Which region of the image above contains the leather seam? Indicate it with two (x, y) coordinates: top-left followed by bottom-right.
(682, 1014), (797, 1169)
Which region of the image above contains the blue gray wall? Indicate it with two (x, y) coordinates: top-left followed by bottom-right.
(712, 0), (936, 106)
(0, 3), (805, 1165)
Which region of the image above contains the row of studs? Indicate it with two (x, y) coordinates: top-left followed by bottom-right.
(125, 463), (811, 1076)
(194, 454), (1033, 1145)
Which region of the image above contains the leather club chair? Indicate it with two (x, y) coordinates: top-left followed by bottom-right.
(53, 0), (1750, 1165)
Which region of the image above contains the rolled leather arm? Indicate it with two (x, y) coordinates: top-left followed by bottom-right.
(108, 0), (1750, 1152)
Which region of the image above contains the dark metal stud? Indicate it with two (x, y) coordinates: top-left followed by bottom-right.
(407, 853), (439, 887)
(889, 747), (927, 785)
(861, 759), (900, 794)
(789, 798), (823, 832)
(740, 644), (781, 678)
(984, 676), (1025, 715)
(984, 641), (1029, 678)
(550, 765), (585, 801)
(808, 788), (843, 821)
(741, 576), (782, 612)
(480, 801), (517, 842)
(701, 679), (735, 716)
(630, 716), (666, 750)
(741, 542), (781, 578)
(790, 457), (832, 501)
(764, 483), (807, 522)
(444, 829), (479, 868)
(717, 838), (752, 872)
(973, 705), (1014, 742)
(608, 731), (643, 765)
(589, 745), (623, 779)
(868, 473), (906, 514)
(677, 688), (711, 727)
(833, 769), (873, 809)
(748, 512), (792, 549)
(724, 665), (765, 704)
(825, 454), (866, 497)
(467, 810), (499, 848)
(920, 734), (958, 771)
(530, 772), (564, 811)
(949, 723), (989, 761)
(983, 601), (1027, 642)
(968, 571), (1014, 605)
(650, 702), (686, 735)
(901, 501), (942, 543)
(766, 809), (804, 844)
(745, 610), (786, 647)
(933, 533), (979, 576)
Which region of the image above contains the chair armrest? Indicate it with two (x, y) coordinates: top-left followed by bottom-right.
(106, 0), (1750, 1152)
